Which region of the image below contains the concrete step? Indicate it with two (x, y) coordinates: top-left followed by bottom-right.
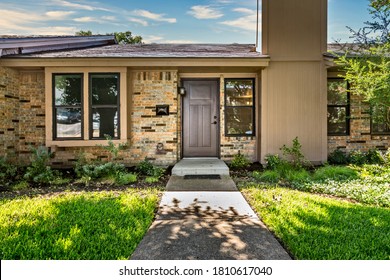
(171, 158), (230, 176)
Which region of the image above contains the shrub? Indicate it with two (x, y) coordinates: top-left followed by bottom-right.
(328, 149), (349, 165)
(135, 158), (155, 176)
(115, 172), (137, 185)
(135, 158), (165, 180)
(144, 176), (160, 184)
(365, 149), (385, 165)
(99, 134), (127, 161)
(264, 154), (283, 170)
(77, 162), (126, 181)
(385, 148), (390, 165)
(253, 170), (280, 183)
(0, 157), (17, 185)
(349, 150), (367, 165)
(24, 147), (60, 184)
(230, 152), (251, 169)
(312, 165), (359, 181)
(280, 137), (310, 169)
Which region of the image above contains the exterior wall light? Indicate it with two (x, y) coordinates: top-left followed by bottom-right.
(178, 87), (186, 96)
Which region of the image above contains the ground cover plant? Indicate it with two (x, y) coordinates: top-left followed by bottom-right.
(241, 186), (390, 260)
(0, 189), (160, 259)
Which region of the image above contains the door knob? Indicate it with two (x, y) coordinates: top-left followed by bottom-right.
(212, 121), (217, 124)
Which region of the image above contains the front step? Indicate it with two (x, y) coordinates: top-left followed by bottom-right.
(171, 158), (230, 176)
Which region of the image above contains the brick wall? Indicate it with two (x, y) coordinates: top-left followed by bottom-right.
(328, 94), (390, 154)
(219, 76), (257, 162)
(0, 67), (20, 162)
(129, 71), (179, 165)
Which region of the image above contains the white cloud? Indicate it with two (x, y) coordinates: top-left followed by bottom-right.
(74, 16), (99, 23)
(143, 35), (164, 43)
(220, 7), (258, 31)
(53, 0), (110, 12)
(102, 16), (116, 21)
(143, 35), (198, 44)
(45, 11), (75, 19)
(188, 5), (223, 19)
(133, 9), (176, 23)
(128, 18), (149, 27)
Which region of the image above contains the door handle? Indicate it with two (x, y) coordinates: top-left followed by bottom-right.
(211, 121), (217, 124)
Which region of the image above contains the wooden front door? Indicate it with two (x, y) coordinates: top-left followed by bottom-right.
(182, 80), (219, 157)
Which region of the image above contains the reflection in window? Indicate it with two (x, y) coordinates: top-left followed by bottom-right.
(327, 79), (350, 135)
(225, 79), (255, 136)
(371, 104), (390, 134)
(53, 74), (83, 139)
(90, 73), (120, 139)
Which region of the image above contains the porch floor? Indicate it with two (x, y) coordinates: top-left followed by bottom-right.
(171, 158), (230, 176)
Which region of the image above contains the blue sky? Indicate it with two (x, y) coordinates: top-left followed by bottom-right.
(0, 0), (375, 44)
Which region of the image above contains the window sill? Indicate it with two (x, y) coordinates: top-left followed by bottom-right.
(47, 139), (128, 148)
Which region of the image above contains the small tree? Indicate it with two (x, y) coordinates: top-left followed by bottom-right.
(75, 30), (142, 44)
(334, 1), (390, 129)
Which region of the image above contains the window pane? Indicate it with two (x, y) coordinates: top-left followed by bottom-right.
(92, 108), (118, 139)
(372, 105), (390, 133)
(327, 107), (347, 134)
(54, 75), (82, 106)
(55, 108), (82, 138)
(225, 107), (253, 135)
(225, 80), (254, 106)
(91, 74), (119, 105)
(328, 80), (348, 105)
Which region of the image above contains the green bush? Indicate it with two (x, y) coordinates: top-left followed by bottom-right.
(312, 165), (359, 181)
(349, 150), (367, 165)
(24, 147), (60, 184)
(115, 172), (137, 185)
(365, 149), (385, 165)
(144, 176), (160, 184)
(280, 137), (310, 169)
(230, 152), (251, 169)
(284, 169), (310, 183)
(328, 149), (349, 165)
(135, 158), (165, 181)
(76, 162), (126, 183)
(264, 154), (283, 170)
(0, 157), (17, 185)
(253, 170), (280, 183)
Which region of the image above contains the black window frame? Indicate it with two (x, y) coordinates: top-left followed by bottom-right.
(327, 78), (350, 136)
(370, 104), (390, 135)
(89, 73), (121, 140)
(224, 78), (256, 137)
(52, 73), (84, 140)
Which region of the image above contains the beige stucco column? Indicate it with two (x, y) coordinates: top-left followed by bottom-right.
(261, 0), (328, 164)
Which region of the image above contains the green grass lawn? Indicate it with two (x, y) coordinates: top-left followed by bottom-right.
(0, 189), (160, 260)
(242, 185), (390, 260)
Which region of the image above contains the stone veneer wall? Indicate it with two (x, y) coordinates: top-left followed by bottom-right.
(328, 94), (390, 153)
(129, 71), (179, 165)
(0, 68), (45, 164)
(219, 76), (257, 162)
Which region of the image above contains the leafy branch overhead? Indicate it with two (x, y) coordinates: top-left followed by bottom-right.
(75, 30), (142, 44)
(334, 0), (390, 127)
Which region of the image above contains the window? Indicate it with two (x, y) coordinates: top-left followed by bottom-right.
(53, 74), (83, 139)
(90, 73), (120, 139)
(225, 78), (255, 136)
(327, 79), (350, 136)
(371, 104), (390, 134)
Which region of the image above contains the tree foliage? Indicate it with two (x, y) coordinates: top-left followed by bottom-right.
(334, 1), (390, 127)
(75, 30), (142, 44)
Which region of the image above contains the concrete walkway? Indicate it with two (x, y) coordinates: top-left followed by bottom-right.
(130, 160), (291, 259)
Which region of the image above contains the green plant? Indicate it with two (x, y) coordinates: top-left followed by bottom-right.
(349, 150), (367, 165)
(252, 170), (280, 183)
(24, 147), (60, 184)
(264, 154), (283, 170)
(230, 151), (251, 170)
(99, 135), (127, 161)
(135, 158), (155, 175)
(280, 137), (309, 169)
(328, 149), (349, 165)
(365, 148), (385, 164)
(312, 165), (359, 181)
(0, 157), (17, 185)
(385, 148), (390, 165)
(284, 169), (310, 183)
(144, 176), (159, 184)
(115, 172), (137, 185)
(11, 181), (29, 191)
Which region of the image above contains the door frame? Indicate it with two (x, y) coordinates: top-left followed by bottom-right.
(180, 78), (220, 158)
